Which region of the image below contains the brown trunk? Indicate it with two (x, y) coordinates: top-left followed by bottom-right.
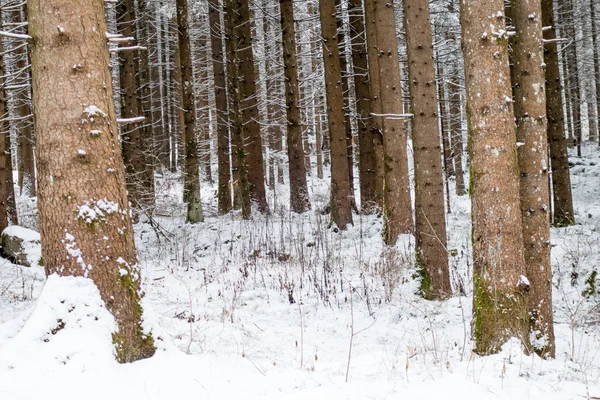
(225, 2), (251, 217)
(209, 0), (232, 215)
(28, 0), (155, 362)
(0, 12), (17, 230)
(117, 0), (154, 215)
(512, 0), (555, 358)
(149, 1), (167, 170)
(460, 0), (529, 355)
(542, 0), (575, 226)
(438, 66), (455, 179)
(195, 27), (213, 184)
(364, 0), (384, 211)
(336, 1), (357, 212)
(404, 0), (451, 299)
(371, 0), (414, 243)
(319, 0), (353, 229)
(135, 0), (156, 213)
(171, 20), (185, 173)
(590, 0), (600, 143)
(280, 0), (310, 213)
(233, 0), (268, 213)
(11, 6), (35, 198)
(564, 0), (582, 156)
(348, 0), (376, 214)
(176, 0), (204, 223)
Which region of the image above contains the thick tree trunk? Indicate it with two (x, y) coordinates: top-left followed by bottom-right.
(225, 1), (251, 217)
(348, 0), (376, 214)
(371, 0), (414, 243)
(542, 0), (575, 226)
(232, 0), (268, 213)
(364, 0), (384, 211)
(28, 0), (155, 362)
(280, 0), (310, 213)
(404, 0), (451, 299)
(319, 0), (353, 229)
(512, 0), (555, 359)
(460, 0), (529, 355)
(176, 0), (204, 223)
(209, 0), (232, 215)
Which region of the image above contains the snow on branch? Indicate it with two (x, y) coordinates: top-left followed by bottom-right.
(109, 45), (147, 52)
(0, 31), (31, 41)
(116, 117), (145, 124)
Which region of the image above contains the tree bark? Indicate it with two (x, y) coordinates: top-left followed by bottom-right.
(348, 0), (376, 214)
(590, 0), (600, 143)
(563, 0), (582, 156)
(11, 6), (35, 198)
(460, 0), (529, 355)
(404, 0), (451, 299)
(209, 0), (232, 215)
(542, 0), (575, 226)
(364, 0), (384, 211)
(280, 0), (310, 213)
(371, 0), (414, 243)
(0, 11), (17, 231)
(319, 0), (353, 229)
(512, 0), (555, 359)
(176, 0), (204, 223)
(28, 0), (155, 362)
(232, 0), (268, 213)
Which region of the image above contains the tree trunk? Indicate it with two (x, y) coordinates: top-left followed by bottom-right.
(348, 0), (376, 214)
(590, 0), (600, 143)
(364, 0), (384, 211)
(149, 1), (168, 170)
(225, 2), (251, 217)
(117, 0), (155, 216)
(280, 0), (310, 213)
(0, 12), (17, 231)
(512, 0), (555, 359)
(542, 0), (575, 226)
(209, 0), (232, 215)
(448, 73), (467, 196)
(319, 0), (353, 229)
(11, 6), (35, 198)
(371, 0), (414, 243)
(564, 0), (582, 156)
(28, 0), (155, 362)
(176, 0), (204, 223)
(404, 0), (451, 299)
(233, 0), (268, 213)
(460, 0), (529, 355)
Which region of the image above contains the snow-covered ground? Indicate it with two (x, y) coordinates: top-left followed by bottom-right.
(1, 144), (599, 399)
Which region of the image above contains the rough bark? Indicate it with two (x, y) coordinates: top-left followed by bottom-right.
(232, 0), (268, 213)
(448, 73), (467, 196)
(348, 0), (376, 214)
(225, 1), (251, 217)
(542, 0), (575, 226)
(404, 0), (451, 299)
(512, 0), (555, 359)
(364, 0), (384, 211)
(460, 0), (529, 355)
(28, 0), (155, 362)
(280, 0), (310, 213)
(209, 0), (232, 215)
(319, 0), (353, 229)
(372, 0), (414, 243)
(176, 0), (204, 223)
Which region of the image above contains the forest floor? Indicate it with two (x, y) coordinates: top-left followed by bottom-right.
(1, 144), (600, 399)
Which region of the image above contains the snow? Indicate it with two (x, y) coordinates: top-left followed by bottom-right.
(1, 145), (600, 399)
(1, 225), (42, 267)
